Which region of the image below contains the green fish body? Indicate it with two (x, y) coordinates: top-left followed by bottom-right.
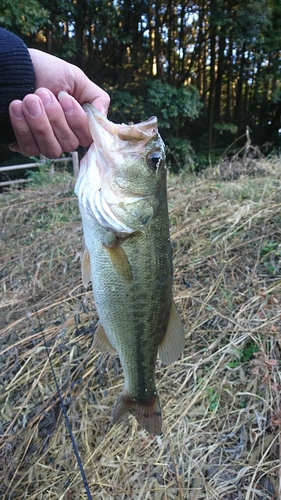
(75, 105), (185, 434)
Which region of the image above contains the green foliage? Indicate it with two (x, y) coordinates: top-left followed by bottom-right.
(206, 387), (220, 411)
(59, 40), (79, 61)
(165, 137), (196, 172)
(0, 0), (280, 166)
(240, 341), (260, 363)
(261, 242), (280, 257)
(234, 0), (270, 46)
(108, 90), (145, 124)
(260, 242), (281, 275)
(27, 162), (69, 185)
(145, 80), (202, 131)
(109, 81), (202, 127)
(0, 0), (49, 36)
(108, 81), (202, 172)
(213, 123), (238, 135)
(228, 341), (259, 368)
(27, 164), (52, 184)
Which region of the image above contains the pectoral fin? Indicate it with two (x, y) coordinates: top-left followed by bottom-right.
(93, 322), (117, 354)
(104, 244), (132, 282)
(158, 300), (185, 365)
(81, 247), (91, 287)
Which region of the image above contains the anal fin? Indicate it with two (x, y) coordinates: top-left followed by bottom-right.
(158, 300), (185, 365)
(81, 247), (91, 287)
(112, 391), (162, 435)
(93, 322), (117, 355)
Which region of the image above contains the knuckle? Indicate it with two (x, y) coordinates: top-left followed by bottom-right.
(103, 92), (111, 110)
(44, 145), (63, 159)
(62, 137), (79, 153)
(22, 144), (40, 157)
(104, 91), (111, 105)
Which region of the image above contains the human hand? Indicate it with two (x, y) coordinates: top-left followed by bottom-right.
(8, 49), (110, 158)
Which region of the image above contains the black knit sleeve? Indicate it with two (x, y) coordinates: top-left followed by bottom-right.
(0, 28), (35, 144)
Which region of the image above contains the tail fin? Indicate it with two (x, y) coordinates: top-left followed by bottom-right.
(112, 391), (162, 435)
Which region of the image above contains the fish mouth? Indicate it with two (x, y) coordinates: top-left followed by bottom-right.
(84, 104), (159, 152)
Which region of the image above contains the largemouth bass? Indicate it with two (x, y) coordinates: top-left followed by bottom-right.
(75, 104), (185, 435)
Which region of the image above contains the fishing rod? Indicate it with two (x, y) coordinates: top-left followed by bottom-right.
(29, 281), (93, 500)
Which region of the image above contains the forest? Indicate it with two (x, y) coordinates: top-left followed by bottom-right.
(1, 0), (281, 169)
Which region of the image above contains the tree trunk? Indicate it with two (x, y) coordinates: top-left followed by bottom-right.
(208, 5), (217, 152)
(225, 37), (233, 121)
(234, 41), (247, 130)
(214, 31), (226, 124)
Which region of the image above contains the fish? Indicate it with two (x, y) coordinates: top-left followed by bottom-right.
(74, 104), (185, 435)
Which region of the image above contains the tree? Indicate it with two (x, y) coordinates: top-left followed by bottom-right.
(1, 0), (281, 165)
(0, 0), (49, 39)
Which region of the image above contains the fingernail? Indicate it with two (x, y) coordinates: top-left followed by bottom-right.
(25, 97), (42, 117)
(9, 142), (18, 152)
(38, 89), (52, 106)
(58, 91), (74, 114)
(10, 103), (24, 119)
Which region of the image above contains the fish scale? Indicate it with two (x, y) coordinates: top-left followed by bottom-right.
(75, 104), (185, 434)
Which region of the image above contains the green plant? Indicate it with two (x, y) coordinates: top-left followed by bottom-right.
(27, 162), (70, 185)
(213, 122), (238, 135)
(260, 242), (281, 275)
(228, 340), (259, 368)
(165, 137), (196, 172)
(206, 387), (220, 411)
(107, 81), (202, 172)
(107, 89), (145, 124)
(145, 80), (202, 130)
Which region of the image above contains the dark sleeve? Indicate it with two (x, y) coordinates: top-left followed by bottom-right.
(0, 28), (35, 144)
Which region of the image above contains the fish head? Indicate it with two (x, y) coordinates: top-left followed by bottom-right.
(75, 104), (167, 235)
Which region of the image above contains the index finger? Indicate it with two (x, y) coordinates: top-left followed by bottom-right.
(58, 91), (92, 147)
(71, 68), (110, 115)
(91, 94), (110, 115)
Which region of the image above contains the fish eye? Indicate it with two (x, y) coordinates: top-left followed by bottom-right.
(146, 151), (162, 171)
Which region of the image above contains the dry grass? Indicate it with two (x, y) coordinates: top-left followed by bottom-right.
(0, 160), (281, 499)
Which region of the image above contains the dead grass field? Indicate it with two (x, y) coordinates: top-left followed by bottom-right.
(1, 157), (281, 499)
